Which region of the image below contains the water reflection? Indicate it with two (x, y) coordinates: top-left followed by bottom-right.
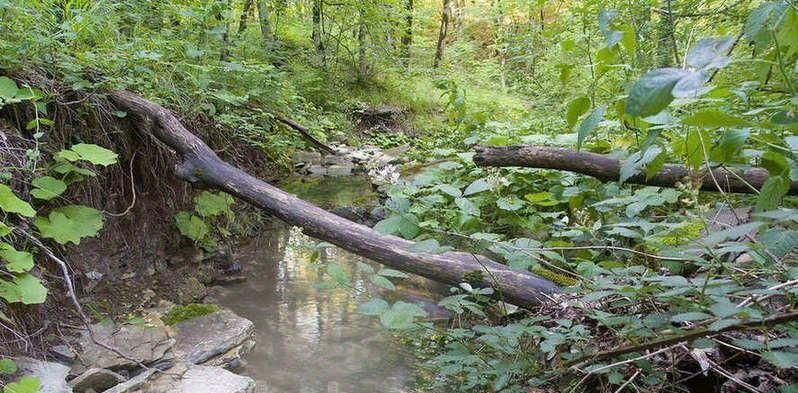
(212, 221), (413, 393)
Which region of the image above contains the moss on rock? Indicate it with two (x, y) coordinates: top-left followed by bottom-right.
(163, 303), (219, 326)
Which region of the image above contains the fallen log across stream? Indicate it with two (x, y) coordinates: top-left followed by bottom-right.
(110, 90), (559, 308)
(474, 145), (798, 195)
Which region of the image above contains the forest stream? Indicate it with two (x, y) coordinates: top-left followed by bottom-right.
(209, 176), (415, 393)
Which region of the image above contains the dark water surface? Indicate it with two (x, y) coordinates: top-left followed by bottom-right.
(212, 176), (414, 393)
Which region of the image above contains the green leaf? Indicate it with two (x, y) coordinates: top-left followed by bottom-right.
(463, 178), (492, 196)
(685, 37), (734, 70)
(762, 351), (798, 368)
(379, 301), (427, 330)
(625, 68), (692, 117)
(436, 184), (462, 198)
(0, 274), (48, 305)
(455, 197), (480, 217)
(682, 110), (750, 128)
(174, 212), (209, 243)
(3, 376), (41, 393)
(745, 2), (789, 49)
(0, 184), (35, 217)
(30, 176), (67, 200)
(756, 176), (790, 212)
(0, 222), (10, 237)
(398, 214), (419, 239)
(671, 312), (712, 323)
(374, 216), (401, 235)
(761, 151), (790, 176)
(34, 205), (104, 245)
(370, 275), (396, 290)
(0, 77), (18, 99)
(357, 298), (388, 316)
(194, 191), (234, 217)
(0, 243), (34, 273)
(759, 230), (798, 258)
(620, 146), (663, 184)
(0, 358), (16, 374)
(576, 105), (606, 150)
(496, 196), (524, 211)
(566, 96), (591, 128)
(685, 129), (711, 170)
(69, 144), (118, 166)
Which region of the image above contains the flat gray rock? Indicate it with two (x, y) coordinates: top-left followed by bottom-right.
(15, 357), (72, 393)
(171, 308), (254, 366)
(77, 322), (175, 370)
(137, 362), (255, 393)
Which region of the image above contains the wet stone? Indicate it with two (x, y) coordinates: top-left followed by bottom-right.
(171, 307), (255, 366)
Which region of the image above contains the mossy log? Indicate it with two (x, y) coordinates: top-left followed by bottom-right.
(110, 90), (559, 308)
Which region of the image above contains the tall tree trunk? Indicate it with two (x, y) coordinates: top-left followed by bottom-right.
(257, 0), (272, 42)
(216, 9), (231, 62)
(655, 0), (678, 66)
(312, 0), (325, 66)
(357, 10), (368, 82)
(237, 0), (254, 35)
(433, 0), (452, 68)
(401, 0), (414, 67)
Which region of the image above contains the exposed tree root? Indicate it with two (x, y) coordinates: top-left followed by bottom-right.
(473, 145), (798, 195)
(109, 90), (559, 308)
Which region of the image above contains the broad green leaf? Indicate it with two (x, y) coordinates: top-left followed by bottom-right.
(483, 135), (511, 146)
(0, 358), (16, 374)
(566, 96), (591, 128)
(370, 275), (395, 290)
(0, 77), (18, 99)
(398, 214), (419, 239)
(756, 176), (790, 212)
(620, 146), (663, 184)
(463, 178), (492, 196)
(436, 184), (462, 198)
(0, 243), (33, 273)
(759, 230), (798, 258)
(194, 191), (234, 217)
(174, 212), (209, 242)
(374, 216), (401, 235)
(577, 105), (606, 150)
(686, 37), (734, 70)
(496, 196), (524, 211)
(35, 205), (104, 245)
(0, 274), (48, 304)
(710, 129), (748, 163)
(762, 351), (798, 368)
(379, 301), (427, 330)
(524, 191), (558, 206)
(626, 68), (691, 117)
(0, 184), (35, 217)
(0, 221), (11, 237)
(357, 298), (388, 315)
(761, 151), (790, 176)
(745, 2), (789, 49)
(30, 176), (67, 200)
(455, 197), (480, 217)
(685, 129), (710, 170)
(326, 263), (349, 286)
(682, 110), (750, 128)
(3, 376), (41, 393)
(69, 144), (118, 166)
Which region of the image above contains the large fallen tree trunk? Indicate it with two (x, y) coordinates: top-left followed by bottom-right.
(474, 145), (798, 195)
(110, 90), (558, 308)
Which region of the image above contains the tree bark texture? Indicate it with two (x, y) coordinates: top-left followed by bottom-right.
(237, 0), (254, 35)
(257, 0), (273, 42)
(473, 145), (798, 195)
(109, 90), (559, 308)
(401, 0), (414, 66)
(433, 0), (452, 68)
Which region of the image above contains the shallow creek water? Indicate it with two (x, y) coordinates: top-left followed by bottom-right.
(211, 176), (416, 393)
